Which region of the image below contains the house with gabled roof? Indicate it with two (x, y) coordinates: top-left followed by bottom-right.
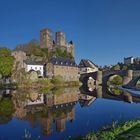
(24, 60), (46, 77)
(79, 59), (98, 74)
(47, 56), (79, 81)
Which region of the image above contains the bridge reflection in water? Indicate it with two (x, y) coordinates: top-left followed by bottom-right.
(1, 86), (140, 137)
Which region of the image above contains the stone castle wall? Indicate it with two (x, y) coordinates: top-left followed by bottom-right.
(40, 28), (75, 58)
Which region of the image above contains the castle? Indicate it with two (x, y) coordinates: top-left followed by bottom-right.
(40, 28), (75, 58)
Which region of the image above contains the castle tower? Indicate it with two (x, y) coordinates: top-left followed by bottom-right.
(41, 118), (53, 135)
(67, 41), (75, 58)
(56, 32), (66, 47)
(40, 28), (53, 50)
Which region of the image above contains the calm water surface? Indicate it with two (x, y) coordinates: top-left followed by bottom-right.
(0, 87), (140, 140)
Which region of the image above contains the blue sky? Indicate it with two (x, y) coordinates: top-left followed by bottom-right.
(0, 0), (140, 66)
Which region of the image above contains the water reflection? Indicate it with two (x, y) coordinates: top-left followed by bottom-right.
(1, 86), (140, 139)
(2, 88), (79, 136)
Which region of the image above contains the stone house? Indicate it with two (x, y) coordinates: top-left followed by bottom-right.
(47, 56), (79, 81)
(23, 60), (45, 77)
(124, 57), (134, 65)
(79, 59), (98, 74)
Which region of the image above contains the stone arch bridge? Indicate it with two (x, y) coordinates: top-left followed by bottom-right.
(79, 70), (140, 87)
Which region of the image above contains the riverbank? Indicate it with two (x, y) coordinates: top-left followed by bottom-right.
(70, 118), (140, 140)
(0, 78), (81, 90)
(18, 79), (81, 90)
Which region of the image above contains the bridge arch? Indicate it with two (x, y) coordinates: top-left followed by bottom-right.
(102, 70), (131, 86)
(107, 74), (123, 86)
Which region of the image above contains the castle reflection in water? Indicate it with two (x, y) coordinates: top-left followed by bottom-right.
(1, 86), (140, 136)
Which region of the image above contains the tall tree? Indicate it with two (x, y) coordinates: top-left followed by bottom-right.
(0, 48), (14, 77)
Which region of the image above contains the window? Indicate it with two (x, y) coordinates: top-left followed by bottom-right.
(35, 67), (37, 70)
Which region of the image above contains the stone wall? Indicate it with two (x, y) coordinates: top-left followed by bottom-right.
(47, 63), (79, 81)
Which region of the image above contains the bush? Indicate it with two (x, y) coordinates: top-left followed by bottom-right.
(51, 76), (65, 86)
(38, 78), (51, 85)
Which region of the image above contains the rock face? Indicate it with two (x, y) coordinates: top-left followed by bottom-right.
(11, 51), (43, 83)
(29, 92), (39, 101)
(12, 51), (27, 70)
(11, 51), (27, 83)
(28, 71), (38, 82)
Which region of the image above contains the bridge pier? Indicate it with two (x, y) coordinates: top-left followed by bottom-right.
(96, 86), (102, 98)
(123, 70), (133, 85)
(96, 71), (102, 85)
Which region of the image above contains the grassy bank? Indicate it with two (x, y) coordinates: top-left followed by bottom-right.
(18, 77), (80, 89)
(70, 119), (140, 140)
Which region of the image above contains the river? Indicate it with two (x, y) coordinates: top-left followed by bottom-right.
(0, 86), (140, 140)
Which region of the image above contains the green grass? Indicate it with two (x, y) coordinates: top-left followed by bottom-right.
(70, 119), (140, 140)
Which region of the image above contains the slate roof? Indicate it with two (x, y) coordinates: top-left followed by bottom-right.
(78, 59), (98, 68)
(124, 56), (133, 60)
(49, 56), (77, 67)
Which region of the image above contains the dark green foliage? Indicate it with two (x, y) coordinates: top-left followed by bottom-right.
(0, 98), (15, 124)
(0, 48), (11, 57)
(112, 64), (121, 71)
(51, 76), (65, 85)
(41, 48), (49, 57)
(0, 48), (14, 77)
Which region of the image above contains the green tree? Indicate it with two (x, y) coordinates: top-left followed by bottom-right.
(0, 48), (14, 77)
(26, 40), (43, 56)
(51, 75), (65, 85)
(41, 48), (48, 57)
(55, 48), (64, 57)
(113, 64), (121, 71)
(0, 48), (11, 57)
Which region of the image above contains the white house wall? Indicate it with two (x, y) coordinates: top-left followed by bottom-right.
(80, 67), (98, 74)
(26, 64), (44, 76)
